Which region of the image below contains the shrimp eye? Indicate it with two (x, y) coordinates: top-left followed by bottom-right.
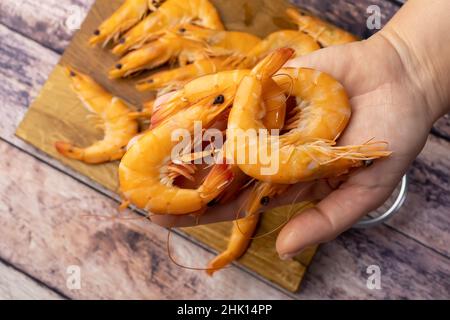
(116, 63), (123, 70)
(93, 29), (100, 35)
(69, 71), (76, 77)
(363, 159), (374, 167)
(207, 198), (219, 207)
(213, 95), (225, 105)
(119, 38), (126, 44)
(260, 196), (270, 206)
(147, 79), (154, 83)
(179, 27), (186, 33)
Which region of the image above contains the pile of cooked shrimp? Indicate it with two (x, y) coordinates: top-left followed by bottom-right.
(55, 0), (390, 274)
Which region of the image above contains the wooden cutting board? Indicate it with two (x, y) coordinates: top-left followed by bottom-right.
(16, 0), (318, 292)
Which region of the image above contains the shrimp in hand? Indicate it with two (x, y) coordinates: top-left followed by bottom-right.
(243, 30), (320, 66)
(227, 48), (391, 184)
(206, 79), (289, 275)
(55, 67), (139, 164)
(119, 89), (236, 215)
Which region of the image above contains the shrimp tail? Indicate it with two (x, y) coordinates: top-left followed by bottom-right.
(55, 141), (85, 161)
(206, 213), (260, 275)
(251, 47), (294, 79)
(199, 163), (234, 200)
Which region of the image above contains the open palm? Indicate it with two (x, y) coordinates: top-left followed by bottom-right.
(151, 33), (434, 259)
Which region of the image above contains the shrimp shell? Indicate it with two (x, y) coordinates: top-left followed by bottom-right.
(286, 8), (358, 47)
(227, 48), (390, 184)
(55, 67), (138, 164)
(112, 0), (224, 55)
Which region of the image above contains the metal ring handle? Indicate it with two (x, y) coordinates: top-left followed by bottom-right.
(353, 174), (408, 229)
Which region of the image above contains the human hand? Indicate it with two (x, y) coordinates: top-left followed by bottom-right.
(151, 0), (450, 259)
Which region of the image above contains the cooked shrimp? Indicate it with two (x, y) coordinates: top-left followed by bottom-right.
(55, 67), (139, 164)
(207, 213), (259, 275)
(112, 0), (224, 55)
(243, 30), (320, 66)
(109, 30), (207, 78)
(134, 25), (262, 90)
(119, 89), (236, 215)
(227, 48), (391, 184)
(149, 69), (251, 127)
(135, 57), (233, 92)
(111, 25), (261, 79)
(206, 79), (289, 275)
(89, 0), (154, 47)
(286, 8), (358, 47)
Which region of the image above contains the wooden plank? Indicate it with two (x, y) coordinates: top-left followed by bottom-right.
(0, 261), (63, 300)
(0, 140), (293, 299)
(1, 13), (449, 259)
(15, 0), (317, 292)
(386, 134), (450, 256)
(299, 226), (450, 299)
(433, 114), (450, 141)
(0, 0), (94, 53)
(290, 0), (399, 38)
(0, 0), (449, 296)
(2, 140), (449, 299)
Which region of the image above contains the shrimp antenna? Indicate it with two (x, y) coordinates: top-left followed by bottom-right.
(165, 227), (230, 272)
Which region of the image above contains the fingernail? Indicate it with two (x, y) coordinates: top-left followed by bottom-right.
(279, 250), (303, 261)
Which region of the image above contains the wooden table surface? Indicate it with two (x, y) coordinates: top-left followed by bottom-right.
(0, 0), (449, 300)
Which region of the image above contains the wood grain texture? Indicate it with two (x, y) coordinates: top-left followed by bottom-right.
(433, 114), (450, 141)
(0, 0), (94, 53)
(1, 8), (448, 260)
(0, 140), (293, 299)
(15, 0), (318, 292)
(299, 226), (450, 299)
(0, 261), (63, 300)
(1, 140), (449, 299)
(290, 0), (399, 38)
(0, 0), (448, 298)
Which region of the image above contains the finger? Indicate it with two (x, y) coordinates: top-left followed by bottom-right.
(150, 180), (336, 228)
(275, 170), (397, 260)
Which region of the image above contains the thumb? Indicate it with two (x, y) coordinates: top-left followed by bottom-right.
(275, 174), (395, 260)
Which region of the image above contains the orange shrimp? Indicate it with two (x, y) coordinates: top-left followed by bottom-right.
(111, 25), (261, 79)
(89, 0), (160, 47)
(55, 67), (138, 163)
(112, 0), (224, 55)
(243, 30), (320, 66)
(206, 78), (289, 275)
(134, 25), (262, 90)
(109, 29), (208, 79)
(119, 88), (236, 215)
(135, 57), (235, 92)
(227, 48), (390, 184)
(286, 8), (358, 47)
